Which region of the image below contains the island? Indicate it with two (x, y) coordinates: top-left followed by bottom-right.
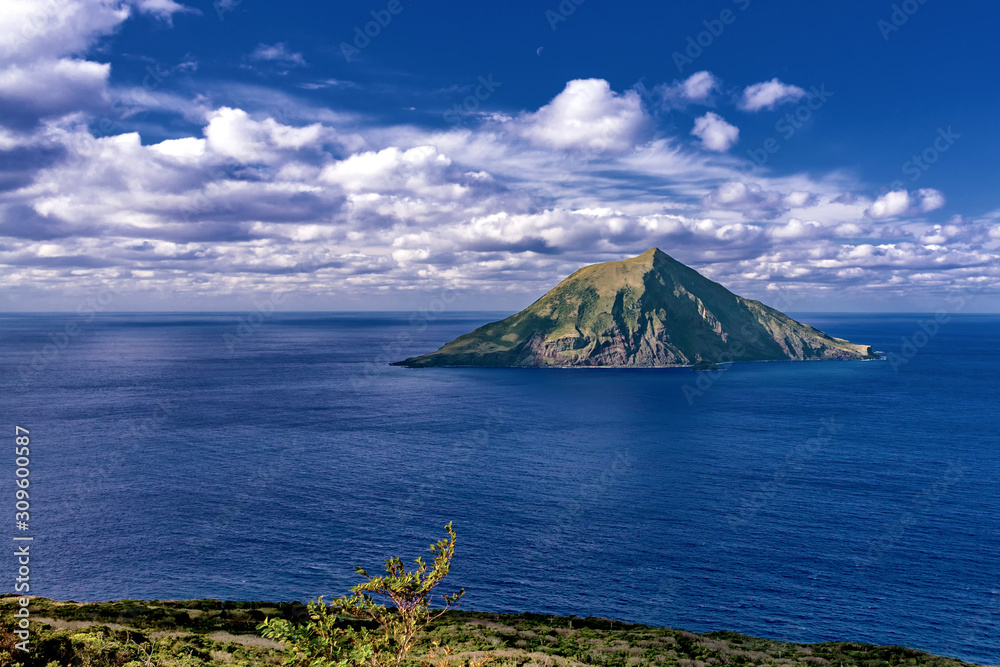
(394, 248), (876, 368)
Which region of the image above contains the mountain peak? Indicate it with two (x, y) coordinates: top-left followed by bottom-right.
(627, 247), (687, 273)
(395, 250), (876, 368)
(632, 247), (667, 264)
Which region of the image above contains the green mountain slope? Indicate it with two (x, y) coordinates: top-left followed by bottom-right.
(395, 248), (876, 368)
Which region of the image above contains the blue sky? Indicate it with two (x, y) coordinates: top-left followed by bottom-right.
(1, 0), (998, 311)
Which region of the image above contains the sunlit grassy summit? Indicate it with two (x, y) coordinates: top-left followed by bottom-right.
(396, 248), (875, 368)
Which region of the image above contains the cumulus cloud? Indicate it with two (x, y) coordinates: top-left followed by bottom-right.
(0, 0), (130, 64)
(0, 59), (110, 129)
(515, 79), (648, 153)
(0, 0), (193, 130)
(0, 2), (123, 129)
(916, 188), (945, 212)
(867, 190), (911, 219)
(783, 191), (817, 208)
(866, 188), (945, 220)
(656, 71), (720, 110)
(767, 218), (823, 240)
(691, 112), (739, 152)
(321, 146), (438, 193)
(702, 182), (815, 219)
(834, 221), (870, 238)
(204, 107), (331, 163)
(739, 78), (807, 111)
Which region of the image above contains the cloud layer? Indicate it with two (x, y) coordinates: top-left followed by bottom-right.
(0, 2), (997, 310)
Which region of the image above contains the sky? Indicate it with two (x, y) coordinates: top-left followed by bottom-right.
(1, 0), (998, 312)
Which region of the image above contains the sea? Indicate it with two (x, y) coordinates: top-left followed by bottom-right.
(1, 311), (997, 664)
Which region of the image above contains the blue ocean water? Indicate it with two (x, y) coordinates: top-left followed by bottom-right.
(1, 312), (998, 664)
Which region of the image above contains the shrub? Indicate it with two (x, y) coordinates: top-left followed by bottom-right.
(260, 522), (491, 667)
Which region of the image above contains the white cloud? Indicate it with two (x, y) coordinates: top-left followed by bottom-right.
(866, 188), (945, 219)
(250, 43), (307, 68)
(680, 71), (719, 102)
(320, 146), (462, 198)
(768, 218), (822, 240)
(0, 59), (110, 121)
(0, 1), (125, 129)
(834, 221), (869, 237)
(867, 190), (912, 219)
(133, 0), (197, 22)
(739, 78), (807, 111)
(656, 71), (720, 109)
(515, 79), (648, 153)
(204, 107), (328, 162)
(0, 0), (193, 130)
(0, 0), (130, 64)
(917, 188), (945, 212)
(702, 182), (818, 219)
(1, 0), (191, 64)
(917, 216), (974, 245)
(148, 136), (206, 161)
(691, 112), (739, 152)
(783, 191), (816, 208)
(0, 68), (994, 309)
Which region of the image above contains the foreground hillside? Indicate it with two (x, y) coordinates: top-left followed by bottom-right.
(396, 249), (875, 368)
(1, 597), (980, 667)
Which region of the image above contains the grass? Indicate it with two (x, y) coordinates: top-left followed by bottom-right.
(0, 596), (983, 667)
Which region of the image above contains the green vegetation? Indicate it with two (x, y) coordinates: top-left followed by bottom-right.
(0, 524), (977, 666)
(0, 597), (980, 667)
(394, 248), (876, 368)
(259, 522), (488, 667)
